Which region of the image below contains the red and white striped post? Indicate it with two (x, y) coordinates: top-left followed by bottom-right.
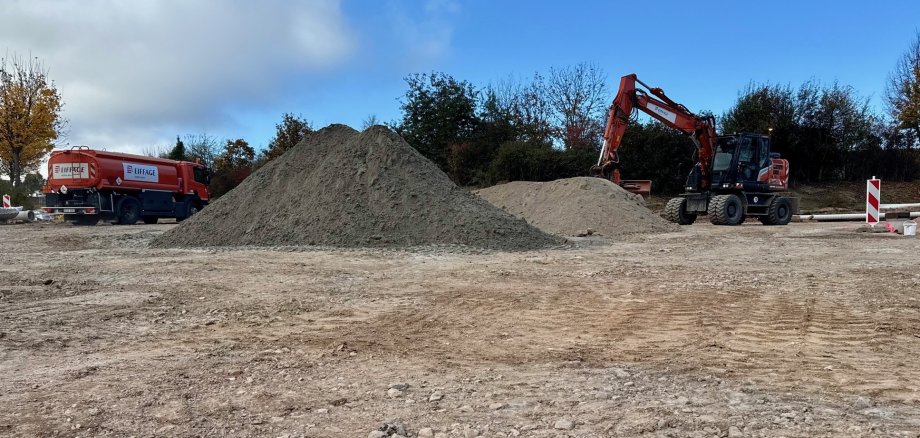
(866, 177), (880, 226)
(2, 194), (10, 208)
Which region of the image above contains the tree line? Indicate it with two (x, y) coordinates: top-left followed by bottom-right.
(151, 113), (313, 198)
(160, 34), (920, 197)
(393, 65), (609, 188)
(2, 32), (919, 203)
(394, 33), (920, 193)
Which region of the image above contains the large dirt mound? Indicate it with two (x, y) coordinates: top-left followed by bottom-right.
(475, 177), (679, 237)
(153, 125), (562, 250)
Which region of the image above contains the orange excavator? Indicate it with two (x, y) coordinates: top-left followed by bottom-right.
(592, 73), (797, 225)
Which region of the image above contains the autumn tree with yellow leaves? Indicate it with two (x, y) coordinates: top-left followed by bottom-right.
(0, 55), (65, 187)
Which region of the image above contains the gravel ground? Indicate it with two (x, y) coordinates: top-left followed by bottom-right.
(2, 221), (920, 437)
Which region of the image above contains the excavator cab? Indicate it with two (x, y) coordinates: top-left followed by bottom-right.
(709, 134), (769, 192)
(706, 134), (788, 193)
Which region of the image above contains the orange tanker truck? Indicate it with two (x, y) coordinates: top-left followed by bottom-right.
(43, 146), (211, 225)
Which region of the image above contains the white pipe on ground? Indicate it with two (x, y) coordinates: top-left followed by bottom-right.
(881, 203), (920, 210)
(795, 212), (920, 221)
(14, 210), (35, 222)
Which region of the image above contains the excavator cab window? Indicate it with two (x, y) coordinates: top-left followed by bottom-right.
(713, 137), (737, 172)
(757, 138), (770, 169)
(709, 136), (739, 188)
(713, 152), (733, 171)
(738, 137), (757, 181)
(738, 137), (755, 162)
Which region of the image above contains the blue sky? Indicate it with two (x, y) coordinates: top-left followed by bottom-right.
(247, 0), (920, 148)
(2, 0), (919, 157)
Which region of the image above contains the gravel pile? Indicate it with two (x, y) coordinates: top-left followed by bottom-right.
(153, 125), (562, 250)
(475, 177), (679, 237)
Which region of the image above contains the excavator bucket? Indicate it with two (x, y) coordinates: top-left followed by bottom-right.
(619, 180), (652, 198)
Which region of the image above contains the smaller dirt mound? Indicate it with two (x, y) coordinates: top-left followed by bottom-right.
(476, 177), (679, 237)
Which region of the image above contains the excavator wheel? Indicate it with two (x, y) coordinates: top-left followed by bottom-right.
(708, 194), (743, 225)
(759, 197), (793, 226)
(664, 197), (696, 225)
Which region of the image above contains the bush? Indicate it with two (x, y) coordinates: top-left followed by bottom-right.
(617, 123), (696, 194)
(209, 167), (253, 199)
(487, 141), (596, 184)
(0, 180), (35, 210)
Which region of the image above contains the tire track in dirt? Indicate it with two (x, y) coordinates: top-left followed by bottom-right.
(603, 284), (919, 402)
(311, 263), (920, 406)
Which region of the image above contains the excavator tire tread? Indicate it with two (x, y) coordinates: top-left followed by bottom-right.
(708, 194), (742, 226)
(664, 197), (696, 225)
(760, 197), (792, 226)
(708, 195), (727, 225)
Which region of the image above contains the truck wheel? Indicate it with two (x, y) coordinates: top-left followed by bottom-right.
(664, 197), (696, 225)
(116, 198), (140, 225)
(72, 215), (100, 226)
(142, 216), (159, 224)
(176, 201), (200, 222)
(760, 197), (793, 226)
(708, 194), (743, 225)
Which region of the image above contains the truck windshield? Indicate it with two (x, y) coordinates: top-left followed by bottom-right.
(193, 167), (210, 184)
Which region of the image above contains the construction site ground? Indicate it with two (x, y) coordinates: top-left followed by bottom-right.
(2, 222), (920, 437)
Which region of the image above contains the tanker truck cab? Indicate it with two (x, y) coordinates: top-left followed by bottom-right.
(43, 147), (211, 225)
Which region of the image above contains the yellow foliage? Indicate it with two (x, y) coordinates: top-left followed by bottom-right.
(0, 56), (65, 186)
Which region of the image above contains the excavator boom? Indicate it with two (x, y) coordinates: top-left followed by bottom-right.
(593, 74), (717, 193)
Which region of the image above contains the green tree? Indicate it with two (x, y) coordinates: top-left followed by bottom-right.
(0, 179), (28, 209)
(488, 140), (596, 183)
(794, 81), (879, 181)
(211, 138), (255, 198)
(446, 89), (521, 185)
(167, 136), (186, 161)
(396, 72), (478, 170)
(617, 122), (696, 194)
(721, 81), (878, 182)
(263, 113), (311, 162)
(21, 172), (45, 194)
(0, 55), (65, 187)
(886, 32), (920, 142)
(720, 82), (797, 157)
(214, 138), (255, 173)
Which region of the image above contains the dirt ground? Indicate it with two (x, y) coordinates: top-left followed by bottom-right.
(2, 222), (920, 437)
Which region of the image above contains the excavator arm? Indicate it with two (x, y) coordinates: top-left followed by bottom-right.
(592, 74), (717, 192)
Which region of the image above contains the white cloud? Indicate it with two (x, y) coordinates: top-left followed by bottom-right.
(390, 0), (460, 66)
(0, 0), (355, 155)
